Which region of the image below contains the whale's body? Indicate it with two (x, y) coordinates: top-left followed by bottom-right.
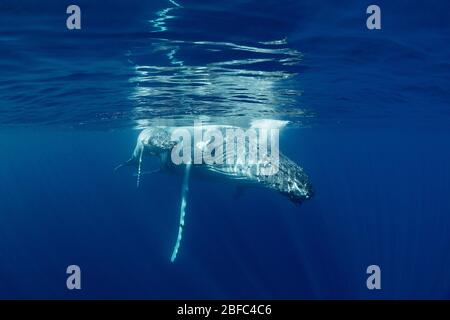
(121, 125), (313, 202)
(117, 124), (313, 261)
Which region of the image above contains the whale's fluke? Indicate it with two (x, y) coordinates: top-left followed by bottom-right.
(170, 163), (192, 262)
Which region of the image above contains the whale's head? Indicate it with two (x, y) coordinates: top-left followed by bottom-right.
(134, 127), (175, 157)
(115, 127), (175, 172)
(118, 126), (314, 205)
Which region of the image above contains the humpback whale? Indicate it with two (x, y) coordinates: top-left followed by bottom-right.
(116, 122), (313, 261)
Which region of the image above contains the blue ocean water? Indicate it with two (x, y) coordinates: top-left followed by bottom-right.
(0, 0), (450, 299)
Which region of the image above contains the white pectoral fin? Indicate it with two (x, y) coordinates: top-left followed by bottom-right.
(136, 147), (144, 187)
(132, 169), (161, 177)
(170, 163), (192, 262)
(114, 157), (136, 173)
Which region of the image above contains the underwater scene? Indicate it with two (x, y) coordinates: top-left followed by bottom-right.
(0, 0), (450, 299)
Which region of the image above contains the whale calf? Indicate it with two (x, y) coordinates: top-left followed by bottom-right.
(116, 122), (313, 261)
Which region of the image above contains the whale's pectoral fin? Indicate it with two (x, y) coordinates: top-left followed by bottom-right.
(114, 150), (144, 187)
(132, 152), (169, 177)
(136, 147), (145, 188)
(132, 168), (161, 176)
(114, 158), (136, 172)
(170, 163), (192, 262)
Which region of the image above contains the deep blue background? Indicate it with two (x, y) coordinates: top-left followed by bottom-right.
(0, 0), (450, 299)
(1, 126), (450, 299)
